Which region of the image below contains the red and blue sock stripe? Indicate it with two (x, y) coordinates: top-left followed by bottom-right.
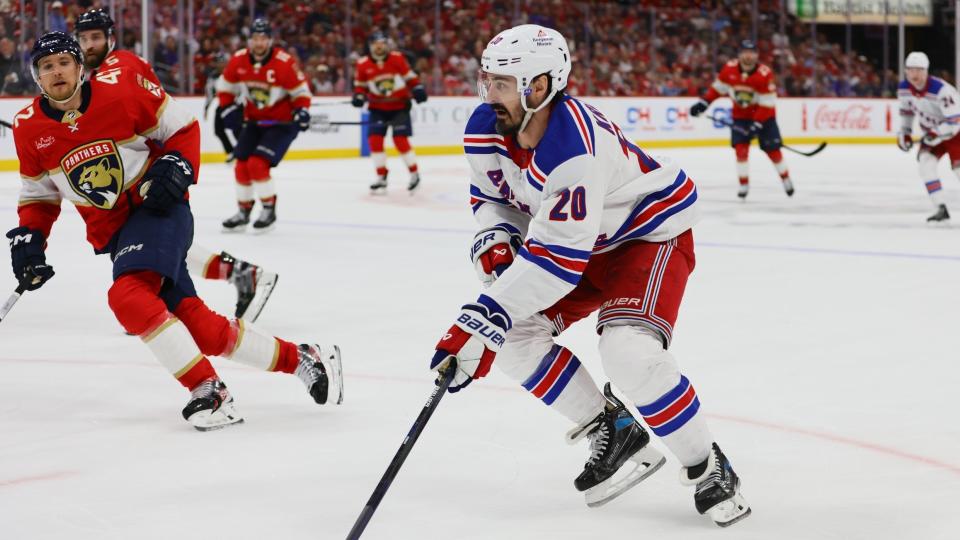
(636, 375), (701, 437)
(522, 344), (582, 405)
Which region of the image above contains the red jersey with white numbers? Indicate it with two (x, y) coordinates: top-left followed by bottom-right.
(703, 60), (777, 122)
(12, 66), (200, 252)
(353, 52), (420, 111)
(96, 49), (160, 86)
(216, 46), (311, 122)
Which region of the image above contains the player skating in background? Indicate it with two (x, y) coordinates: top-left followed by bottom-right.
(76, 8), (276, 321)
(691, 40), (794, 200)
(352, 30), (427, 193)
(9, 32), (342, 431)
(216, 18), (312, 233)
(896, 51), (960, 223)
(429, 25), (750, 527)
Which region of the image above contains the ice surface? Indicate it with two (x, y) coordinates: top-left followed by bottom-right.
(1, 145), (958, 539)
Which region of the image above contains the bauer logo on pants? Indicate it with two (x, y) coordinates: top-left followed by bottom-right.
(61, 139), (124, 209)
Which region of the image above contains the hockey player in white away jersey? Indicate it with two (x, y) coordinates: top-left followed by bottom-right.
(428, 25), (751, 527)
(897, 51), (960, 222)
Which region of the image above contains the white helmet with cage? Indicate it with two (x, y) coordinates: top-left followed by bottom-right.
(478, 24), (571, 131)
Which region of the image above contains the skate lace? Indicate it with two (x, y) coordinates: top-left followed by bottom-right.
(295, 348), (322, 386)
(190, 378), (221, 400)
(585, 423), (611, 466)
(695, 465), (724, 494)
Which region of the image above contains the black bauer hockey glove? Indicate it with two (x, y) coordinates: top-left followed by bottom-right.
(351, 93), (366, 108)
(690, 99), (708, 117)
(6, 226), (54, 291)
(140, 152), (195, 215)
(217, 102), (243, 132)
(292, 107), (311, 132)
(411, 84), (427, 104)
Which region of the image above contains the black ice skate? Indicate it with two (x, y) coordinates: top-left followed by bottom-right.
(370, 172), (388, 193)
(222, 207), (251, 232)
(927, 204), (950, 222)
(252, 204), (276, 233)
(222, 251), (279, 323)
(782, 178), (795, 197)
(295, 344), (344, 405)
(182, 378), (243, 432)
(737, 183), (749, 199)
(407, 171), (421, 193)
(680, 443), (751, 527)
(567, 383), (666, 507)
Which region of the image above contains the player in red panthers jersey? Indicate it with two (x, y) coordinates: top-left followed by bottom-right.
(352, 30), (428, 193)
(73, 7), (278, 322)
(216, 18), (312, 233)
(691, 40), (794, 199)
(9, 32), (342, 431)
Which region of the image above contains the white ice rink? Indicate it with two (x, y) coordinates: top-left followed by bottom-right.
(1, 145), (958, 540)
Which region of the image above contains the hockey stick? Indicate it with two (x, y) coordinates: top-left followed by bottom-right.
(0, 119), (12, 129)
(255, 119), (375, 127)
(0, 284), (26, 324)
(705, 114), (828, 157)
(310, 99), (354, 107)
(346, 360), (457, 540)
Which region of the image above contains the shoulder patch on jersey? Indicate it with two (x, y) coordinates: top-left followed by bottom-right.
(276, 49), (292, 62)
(758, 65), (770, 75)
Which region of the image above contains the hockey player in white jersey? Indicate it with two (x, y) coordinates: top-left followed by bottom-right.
(897, 51), (960, 222)
(428, 25), (750, 527)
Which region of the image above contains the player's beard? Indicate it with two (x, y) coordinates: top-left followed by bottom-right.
(492, 104), (520, 137)
(83, 46), (107, 71)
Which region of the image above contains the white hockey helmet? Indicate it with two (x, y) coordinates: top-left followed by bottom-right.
(479, 24), (571, 115)
(905, 51), (929, 70)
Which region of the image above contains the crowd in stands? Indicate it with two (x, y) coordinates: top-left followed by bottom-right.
(0, 0), (943, 99)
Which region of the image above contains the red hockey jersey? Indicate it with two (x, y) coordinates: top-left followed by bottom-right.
(13, 66), (200, 252)
(703, 60), (777, 122)
(97, 49), (160, 86)
(353, 52), (420, 111)
(215, 47), (311, 122)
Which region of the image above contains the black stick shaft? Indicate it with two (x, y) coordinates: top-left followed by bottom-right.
(346, 364), (456, 539)
(0, 119), (12, 129)
(704, 114), (826, 157)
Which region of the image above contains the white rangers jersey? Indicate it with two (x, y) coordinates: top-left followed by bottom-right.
(464, 95), (699, 324)
(898, 76), (960, 140)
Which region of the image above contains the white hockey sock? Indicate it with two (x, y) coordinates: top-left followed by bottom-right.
(517, 345), (606, 426)
(400, 150), (418, 171)
(185, 244), (218, 277)
(773, 158), (789, 178)
(224, 320), (281, 371)
(736, 161), (749, 182)
(142, 316), (206, 378)
(372, 151), (387, 172)
(253, 178), (277, 203)
(236, 182), (254, 204)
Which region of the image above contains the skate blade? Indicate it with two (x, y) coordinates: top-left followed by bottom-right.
(251, 223), (276, 235)
(324, 344), (344, 405)
(369, 188), (387, 195)
(585, 447), (666, 508)
(221, 226), (248, 234)
(242, 272), (279, 323)
(187, 403), (244, 431)
(706, 494), (751, 527)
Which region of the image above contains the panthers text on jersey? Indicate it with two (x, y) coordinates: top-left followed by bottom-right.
(13, 65), (199, 251)
(898, 75), (960, 140)
(463, 95), (699, 323)
(353, 51), (420, 111)
(215, 47), (311, 122)
(703, 60), (777, 122)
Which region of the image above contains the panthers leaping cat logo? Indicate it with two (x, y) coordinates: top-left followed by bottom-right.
(61, 140), (125, 209)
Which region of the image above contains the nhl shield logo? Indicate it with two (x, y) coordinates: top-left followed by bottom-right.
(61, 139), (124, 209)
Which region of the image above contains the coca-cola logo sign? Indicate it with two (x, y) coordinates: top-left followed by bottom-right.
(814, 104), (873, 130)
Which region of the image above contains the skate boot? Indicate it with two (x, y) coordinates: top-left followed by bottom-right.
(782, 178), (795, 197)
(370, 171), (388, 193)
(927, 204), (950, 222)
(182, 377), (244, 431)
(252, 204), (276, 234)
(737, 183), (749, 200)
(222, 206), (251, 232)
(407, 171), (421, 193)
(680, 443), (751, 527)
(567, 383), (666, 507)
(222, 251), (279, 322)
(295, 344), (344, 405)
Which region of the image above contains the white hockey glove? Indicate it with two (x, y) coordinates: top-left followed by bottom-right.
(430, 295), (512, 393)
(896, 131), (913, 152)
(922, 130), (945, 148)
(470, 224), (523, 287)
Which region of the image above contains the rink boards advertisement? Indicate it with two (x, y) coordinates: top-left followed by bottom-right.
(0, 96), (898, 169)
